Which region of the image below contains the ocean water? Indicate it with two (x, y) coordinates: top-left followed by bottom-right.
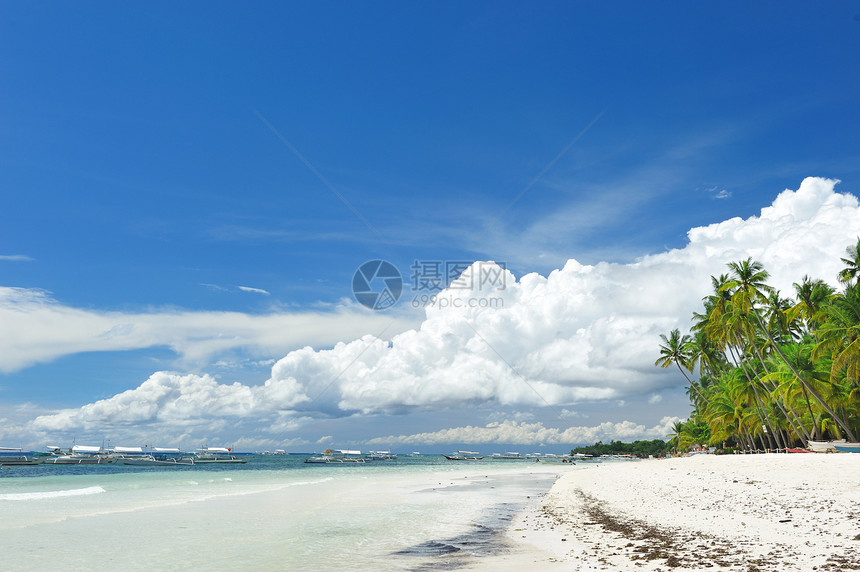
(0, 455), (575, 571)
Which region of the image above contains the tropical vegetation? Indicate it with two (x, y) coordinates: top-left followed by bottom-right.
(655, 239), (860, 452)
(570, 439), (671, 458)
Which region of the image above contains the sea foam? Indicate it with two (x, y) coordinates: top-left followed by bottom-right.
(0, 485), (106, 501)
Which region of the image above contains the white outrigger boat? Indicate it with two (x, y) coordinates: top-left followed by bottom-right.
(807, 440), (848, 453)
(43, 445), (115, 464)
(0, 447), (43, 465)
(120, 446), (196, 466)
(304, 449), (367, 464)
(491, 452), (526, 460)
(193, 447), (247, 464)
(444, 451), (483, 461)
(121, 455), (195, 466)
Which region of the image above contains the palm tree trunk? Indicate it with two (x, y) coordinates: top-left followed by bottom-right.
(675, 362), (709, 404)
(733, 336), (780, 450)
(750, 310), (858, 442)
(750, 344), (811, 442)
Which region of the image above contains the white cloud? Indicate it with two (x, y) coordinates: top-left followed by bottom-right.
(238, 286), (271, 295)
(29, 370), (310, 432)
(0, 254), (33, 262)
(25, 178), (860, 440)
(0, 290), (418, 373)
(366, 417), (682, 446)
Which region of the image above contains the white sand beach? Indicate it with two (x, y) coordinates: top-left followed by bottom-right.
(476, 454), (860, 571)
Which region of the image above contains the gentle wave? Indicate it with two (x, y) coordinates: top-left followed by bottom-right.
(0, 485), (106, 501)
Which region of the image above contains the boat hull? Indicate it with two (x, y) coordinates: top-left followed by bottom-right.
(43, 457), (114, 464)
(121, 458), (195, 466)
(807, 440), (847, 452)
(834, 444), (860, 453)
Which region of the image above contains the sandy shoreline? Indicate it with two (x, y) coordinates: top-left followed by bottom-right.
(473, 454), (860, 571)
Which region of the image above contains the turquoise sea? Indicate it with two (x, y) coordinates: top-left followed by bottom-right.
(0, 455), (575, 571)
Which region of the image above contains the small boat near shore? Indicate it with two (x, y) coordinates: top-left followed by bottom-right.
(833, 443), (860, 453)
(807, 440), (847, 453)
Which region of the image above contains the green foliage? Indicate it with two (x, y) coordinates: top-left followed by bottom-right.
(569, 439), (671, 458)
(655, 242), (860, 448)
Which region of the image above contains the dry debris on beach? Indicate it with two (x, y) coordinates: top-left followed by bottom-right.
(494, 454), (860, 572)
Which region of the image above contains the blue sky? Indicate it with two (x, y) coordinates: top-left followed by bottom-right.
(2, 3), (860, 451)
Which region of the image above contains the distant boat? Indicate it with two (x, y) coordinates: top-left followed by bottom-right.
(194, 447), (247, 464)
(367, 450), (397, 461)
(304, 449), (366, 464)
(491, 452), (525, 460)
(444, 451), (483, 461)
(834, 443), (860, 453)
(0, 447), (43, 466)
(121, 455), (195, 466)
(44, 445), (114, 464)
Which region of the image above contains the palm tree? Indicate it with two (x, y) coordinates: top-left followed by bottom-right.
(655, 329), (707, 403)
(815, 284), (860, 386)
(667, 420), (685, 452)
(725, 258), (857, 442)
(791, 276), (834, 335)
(838, 238), (860, 285)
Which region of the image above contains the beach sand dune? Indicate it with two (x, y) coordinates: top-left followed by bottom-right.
(475, 454), (860, 571)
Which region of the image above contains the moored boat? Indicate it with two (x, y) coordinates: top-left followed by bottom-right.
(444, 451), (483, 461)
(43, 445), (115, 465)
(121, 455), (195, 466)
(807, 440), (847, 453)
(492, 452), (525, 460)
(194, 447), (247, 464)
(833, 443), (860, 453)
(0, 447), (43, 465)
(305, 449), (366, 463)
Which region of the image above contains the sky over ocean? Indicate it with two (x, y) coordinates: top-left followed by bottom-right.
(2, 3), (859, 450)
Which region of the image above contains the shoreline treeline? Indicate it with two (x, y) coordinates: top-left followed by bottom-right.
(656, 240), (860, 451)
(569, 439), (671, 458)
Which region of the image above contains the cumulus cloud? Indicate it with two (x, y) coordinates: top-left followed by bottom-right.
(0, 289), (417, 373)
(28, 370), (314, 447)
(366, 416), (682, 446)
(27, 178), (860, 439)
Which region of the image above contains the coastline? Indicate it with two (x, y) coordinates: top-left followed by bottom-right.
(473, 454), (860, 571)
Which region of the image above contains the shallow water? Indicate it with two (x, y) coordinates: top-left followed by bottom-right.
(0, 455), (574, 571)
